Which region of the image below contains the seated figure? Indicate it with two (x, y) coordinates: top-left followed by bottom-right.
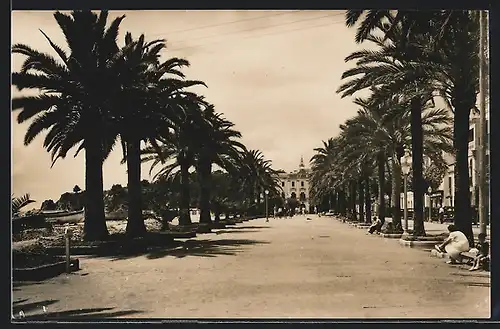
(435, 225), (470, 264)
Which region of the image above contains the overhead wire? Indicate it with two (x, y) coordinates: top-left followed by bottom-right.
(164, 16), (348, 54)
(146, 11), (345, 49)
(147, 10), (304, 36)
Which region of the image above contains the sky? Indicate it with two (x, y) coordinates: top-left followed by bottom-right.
(11, 10), (373, 207)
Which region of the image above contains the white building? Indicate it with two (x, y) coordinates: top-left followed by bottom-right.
(400, 110), (490, 213)
(277, 156), (312, 211)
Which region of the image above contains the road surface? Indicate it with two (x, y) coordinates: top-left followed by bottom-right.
(13, 215), (490, 319)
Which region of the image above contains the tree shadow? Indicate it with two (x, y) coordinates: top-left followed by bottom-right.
(450, 272), (491, 279)
(460, 281), (491, 288)
(96, 238), (270, 261)
(13, 281), (44, 291)
(146, 238), (270, 260)
(13, 306), (144, 320)
(13, 299), (29, 305)
(213, 229), (262, 235)
(215, 225), (271, 230)
(12, 299), (59, 314)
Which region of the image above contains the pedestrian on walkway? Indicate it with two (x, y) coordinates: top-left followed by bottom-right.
(438, 205), (445, 224)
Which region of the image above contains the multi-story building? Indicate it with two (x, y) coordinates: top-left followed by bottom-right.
(277, 156), (312, 211)
(400, 111), (490, 214)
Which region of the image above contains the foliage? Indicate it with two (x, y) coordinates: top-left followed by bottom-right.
(12, 194), (36, 216)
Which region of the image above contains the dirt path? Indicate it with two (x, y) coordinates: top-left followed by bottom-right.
(12, 215), (490, 319)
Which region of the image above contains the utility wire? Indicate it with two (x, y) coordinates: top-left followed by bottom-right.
(166, 18), (347, 54)
(148, 10), (304, 36)
(150, 12), (345, 47)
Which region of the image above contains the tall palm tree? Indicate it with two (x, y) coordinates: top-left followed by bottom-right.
(141, 95), (210, 226)
(12, 10), (126, 241)
(337, 22), (437, 235)
(343, 9), (480, 245)
(194, 107), (247, 224)
(339, 93), (454, 232)
(112, 33), (207, 237)
(238, 149), (281, 216)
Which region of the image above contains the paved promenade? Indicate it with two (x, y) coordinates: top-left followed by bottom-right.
(13, 216), (490, 319)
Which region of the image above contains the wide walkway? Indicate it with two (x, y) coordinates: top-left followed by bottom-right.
(13, 216), (490, 319)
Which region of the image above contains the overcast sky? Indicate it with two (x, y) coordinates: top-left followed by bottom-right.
(12, 10), (372, 206)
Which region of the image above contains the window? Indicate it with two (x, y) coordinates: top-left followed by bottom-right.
(448, 176), (452, 192)
(468, 128), (474, 143)
(301, 181), (304, 187)
(281, 182), (285, 187)
(292, 181), (295, 187)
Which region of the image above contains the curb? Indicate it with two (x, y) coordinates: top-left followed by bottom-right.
(399, 239), (443, 248)
(378, 233), (403, 239)
(13, 258), (79, 281)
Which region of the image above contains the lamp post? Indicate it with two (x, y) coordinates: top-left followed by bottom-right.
(401, 151), (411, 236)
(265, 189), (269, 222)
(427, 186), (432, 222)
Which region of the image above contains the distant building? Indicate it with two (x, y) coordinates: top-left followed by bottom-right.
(277, 156), (312, 211)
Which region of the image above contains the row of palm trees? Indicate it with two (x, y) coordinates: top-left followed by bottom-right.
(311, 10), (482, 245)
(12, 10), (282, 241)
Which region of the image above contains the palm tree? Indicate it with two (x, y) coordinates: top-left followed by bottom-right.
(12, 194), (36, 217)
(339, 93), (454, 232)
(141, 96), (210, 226)
(12, 10), (127, 241)
(194, 107), (247, 224)
(238, 149), (281, 216)
(337, 21), (439, 235)
(111, 33), (207, 237)
(343, 9), (480, 245)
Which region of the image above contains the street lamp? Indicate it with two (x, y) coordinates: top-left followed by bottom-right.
(401, 150), (411, 235)
(265, 189), (270, 222)
(427, 186), (432, 222)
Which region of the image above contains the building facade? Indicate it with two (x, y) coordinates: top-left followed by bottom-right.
(400, 111), (490, 214)
(277, 156), (312, 211)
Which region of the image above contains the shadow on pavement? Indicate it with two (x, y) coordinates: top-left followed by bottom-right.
(460, 281), (490, 288)
(13, 281), (44, 291)
(14, 307), (144, 320)
(87, 238), (270, 261)
(13, 299), (59, 314)
(145, 238), (270, 260)
(213, 229), (263, 235)
(217, 225), (271, 230)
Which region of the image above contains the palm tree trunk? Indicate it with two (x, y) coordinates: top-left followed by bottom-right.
(339, 187), (346, 216)
(377, 152), (386, 226)
(350, 180), (357, 221)
(364, 177), (372, 223)
(454, 107), (474, 246)
(179, 160), (192, 226)
(411, 97), (426, 236)
(198, 161), (213, 224)
(83, 137), (109, 241)
(391, 157), (403, 233)
(358, 179), (364, 223)
(125, 139), (147, 237)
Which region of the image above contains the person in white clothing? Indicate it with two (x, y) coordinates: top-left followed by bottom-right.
(435, 225), (470, 264)
(438, 205), (445, 223)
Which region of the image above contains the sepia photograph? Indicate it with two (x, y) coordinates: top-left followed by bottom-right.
(11, 9), (491, 320)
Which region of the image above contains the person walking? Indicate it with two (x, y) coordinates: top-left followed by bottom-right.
(438, 205), (445, 224)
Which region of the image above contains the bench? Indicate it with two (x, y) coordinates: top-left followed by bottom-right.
(460, 251), (490, 270)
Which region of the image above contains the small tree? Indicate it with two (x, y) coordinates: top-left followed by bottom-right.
(12, 194), (36, 217)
